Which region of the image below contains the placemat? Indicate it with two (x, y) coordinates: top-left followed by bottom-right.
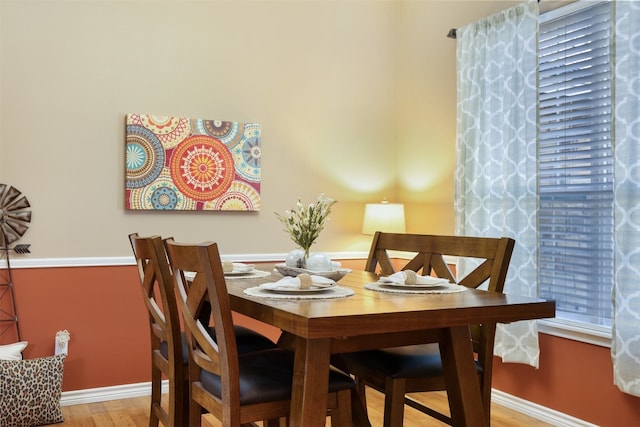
(364, 282), (468, 294)
(224, 270), (272, 280)
(243, 285), (355, 300)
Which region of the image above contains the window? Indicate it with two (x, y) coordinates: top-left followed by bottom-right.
(538, 1), (613, 328)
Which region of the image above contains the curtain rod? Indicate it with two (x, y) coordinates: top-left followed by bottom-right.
(447, 0), (540, 39)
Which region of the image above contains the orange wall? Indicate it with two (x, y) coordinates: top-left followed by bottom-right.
(8, 266), (151, 391)
(492, 333), (640, 426)
(4, 263), (640, 425)
(4, 260), (365, 390)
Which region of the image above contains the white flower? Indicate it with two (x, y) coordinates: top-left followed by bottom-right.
(274, 194), (337, 254)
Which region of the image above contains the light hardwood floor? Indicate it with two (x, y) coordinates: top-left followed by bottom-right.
(54, 389), (553, 426)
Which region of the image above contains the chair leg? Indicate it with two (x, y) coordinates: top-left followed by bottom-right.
(177, 379), (189, 426)
(330, 389), (353, 427)
(355, 378), (369, 419)
(351, 387), (372, 427)
(383, 377), (407, 427)
(149, 367), (161, 427)
(189, 390), (202, 427)
(482, 397), (492, 427)
(166, 377), (177, 426)
(480, 379), (492, 426)
(166, 369), (189, 426)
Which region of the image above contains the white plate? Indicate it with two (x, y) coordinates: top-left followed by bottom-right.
(379, 280), (450, 289)
(183, 270), (255, 280)
(224, 269), (255, 276)
(259, 284), (334, 294)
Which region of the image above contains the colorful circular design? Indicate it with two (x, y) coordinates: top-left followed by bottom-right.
(126, 125), (164, 189)
(204, 180), (261, 211)
(192, 119), (245, 147)
(139, 115), (191, 148)
(243, 122), (261, 139)
(205, 120), (231, 137)
(231, 125), (261, 183)
(150, 186), (179, 209)
(127, 170), (197, 210)
(170, 135), (234, 202)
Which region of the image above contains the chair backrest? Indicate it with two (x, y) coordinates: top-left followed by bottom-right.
(163, 239), (240, 405)
(128, 233), (183, 369)
(365, 232), (515, 294)
(365, 232), (515, 376)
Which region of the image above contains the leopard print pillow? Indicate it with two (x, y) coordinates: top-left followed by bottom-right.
(0, 354), (65, 427)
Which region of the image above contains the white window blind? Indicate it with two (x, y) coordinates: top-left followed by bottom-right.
(538, 1), (613, 327)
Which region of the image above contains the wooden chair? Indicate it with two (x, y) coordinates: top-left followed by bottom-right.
(129, 233), (188, 427)
(128, 233), (277, 427)
(341, 232), (516, 427)
(163, 238), (358, 427)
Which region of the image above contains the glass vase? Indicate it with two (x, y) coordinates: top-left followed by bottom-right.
(302, 247), (311, 268)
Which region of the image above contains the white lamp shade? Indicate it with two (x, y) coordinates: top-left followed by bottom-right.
(362, 202), (406, 235)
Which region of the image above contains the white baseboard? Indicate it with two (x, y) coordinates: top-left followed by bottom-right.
(492, 389), (598, 427)
(60, 381), (168, 407)
(61, 383), (595, 426)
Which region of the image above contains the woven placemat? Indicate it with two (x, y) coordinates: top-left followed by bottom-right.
(224, 270), (272, 281)
(243, 285), (355, 300)
(364, 282), (467, 294)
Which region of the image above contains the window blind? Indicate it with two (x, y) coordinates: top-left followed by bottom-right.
(538, 1), (613, 326)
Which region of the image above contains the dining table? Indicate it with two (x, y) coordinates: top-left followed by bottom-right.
(225, 265), (556, 427)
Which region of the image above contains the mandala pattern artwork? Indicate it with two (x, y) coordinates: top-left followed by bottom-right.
(125, 113), (261, 211)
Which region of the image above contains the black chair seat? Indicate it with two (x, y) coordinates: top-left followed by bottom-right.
(343, 343), (482, 379)
(200, 348), (356, 406)
(160, 326), (278, 365)
(231, 325), (279, 354)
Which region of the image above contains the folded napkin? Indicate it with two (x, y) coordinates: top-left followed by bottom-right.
(260, 274), (335, 290)
(379, 271), (449, 286)
(222, 262), (255, 273)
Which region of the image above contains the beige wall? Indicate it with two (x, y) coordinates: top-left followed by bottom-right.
(12, 3), (635, 426)
(0, 0), (521, 259)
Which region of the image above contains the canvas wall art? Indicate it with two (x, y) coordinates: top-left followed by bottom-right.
(125, 113), (261, 211)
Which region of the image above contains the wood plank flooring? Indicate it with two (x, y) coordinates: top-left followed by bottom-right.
(53, 389), (553, 426)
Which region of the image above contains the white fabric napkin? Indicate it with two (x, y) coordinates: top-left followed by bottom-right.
(379, 271), (449, 286)
(229, 262), (255, 273)
(260, 275), (335, 290)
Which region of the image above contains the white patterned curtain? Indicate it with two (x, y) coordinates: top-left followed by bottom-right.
(455, 1), (540, 367)
(612, 0), (640, 397)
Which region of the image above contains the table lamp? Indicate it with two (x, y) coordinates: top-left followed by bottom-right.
(362, 200), (406, 235)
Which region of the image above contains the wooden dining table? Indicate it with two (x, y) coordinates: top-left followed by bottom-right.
(225, 267), (555, 427)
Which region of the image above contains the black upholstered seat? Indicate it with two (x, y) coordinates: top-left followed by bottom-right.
(160, 326), (277, 366)
(344, 343), (482, 379)
(200, 348), (356, 406)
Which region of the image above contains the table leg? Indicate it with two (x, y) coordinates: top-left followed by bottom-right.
(439, 326), (487, 427)
(289, 336), (331, 427)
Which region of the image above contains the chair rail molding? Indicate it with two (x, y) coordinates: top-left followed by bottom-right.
(1, 252), (369, 269)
